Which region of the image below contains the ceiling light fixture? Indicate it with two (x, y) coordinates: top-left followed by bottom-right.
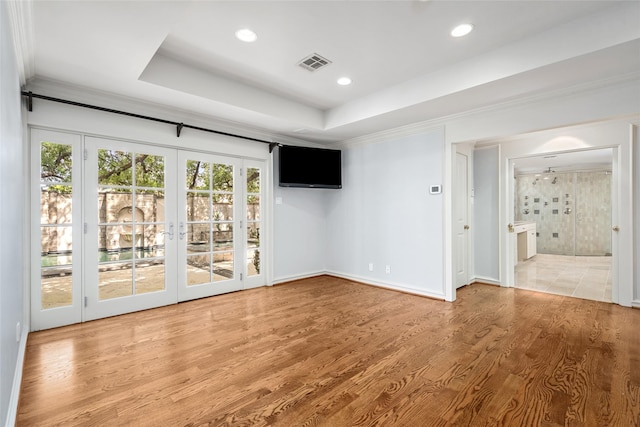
(235, 28), (257, 43)
(337, 77), (352, 86)
(451, 23), (474, 38)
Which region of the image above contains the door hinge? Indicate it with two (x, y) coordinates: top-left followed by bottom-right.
(84, 297), (88, 307)
(240, 168), (243, 176)
(84, 223), (88, 234)
(240, 220), (243, 228)
(83, 149), (88, 160)
(240, 273), (243, 281)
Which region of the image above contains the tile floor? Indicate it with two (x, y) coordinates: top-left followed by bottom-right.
(515, 253), (612, 302)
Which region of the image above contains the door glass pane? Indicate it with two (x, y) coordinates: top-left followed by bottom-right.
(135, 259), (165, 294)
(98, 189), (133, 223)
(186, 160), (209, 190)
(135, 154), (164, 188)
(40, 141), (74, 310)
(98, 150), (132, 186)
(214, 252), (233, 281)
(41, 225), (73, 309)
(247, 225), (260, 249)
(247, 249), (260, 277)
(99, 262), (133, 300)
(187, 254), (211, 285)
(187, 192), (210, 221)
(213, 194), (233, 221)
(41, 192), (73, 224)
(247, 196), (260, 220)
(247, 167), (260, 192)
(143, 224), (165, 256)
(214, 224), (233, 251)
(187, 224), (211, 253)
(135, 190), (164, 217)
(41, 142), (72, 183)
(212, 164), (233, 191)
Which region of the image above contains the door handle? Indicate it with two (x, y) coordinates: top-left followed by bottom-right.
(612, 226), (620, 232)
(162, 222), (174, 240)
(508, 223), (514, 233)
(179, 222), (186, 240)
(464, 225), (470, 230)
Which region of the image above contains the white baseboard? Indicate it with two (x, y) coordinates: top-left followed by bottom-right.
(326, 270), (446, 300)
(272, 270), (326, 285)
(6, 328), (28, 427)
(273, 270), (447, 300)
(632, 299), (640, 309)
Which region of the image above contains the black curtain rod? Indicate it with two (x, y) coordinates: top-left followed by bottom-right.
(21, 91), (282, 152)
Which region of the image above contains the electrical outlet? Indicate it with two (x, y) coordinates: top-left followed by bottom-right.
(385, 265), (391, 274)
(368, 263), (374, 272)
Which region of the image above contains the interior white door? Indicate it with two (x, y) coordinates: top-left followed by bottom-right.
(31, 129), (83, 330)
(84, 137), (178, 321)
(454, 152), (470, 288)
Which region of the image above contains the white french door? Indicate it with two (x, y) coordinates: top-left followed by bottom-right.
(31, 130), (266, 330)
(177, 152), (265, 301)
(83, 137), (178, 321)
(31, 129), (83, 330)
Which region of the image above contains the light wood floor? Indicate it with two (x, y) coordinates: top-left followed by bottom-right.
(18, 276), (640, 426)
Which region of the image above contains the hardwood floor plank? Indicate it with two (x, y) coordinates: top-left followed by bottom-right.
(17, 278), (640, 426)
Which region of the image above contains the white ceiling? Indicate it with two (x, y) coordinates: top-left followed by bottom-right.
(27, 1), (640, 145)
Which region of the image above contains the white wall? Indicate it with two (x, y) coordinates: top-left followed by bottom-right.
(272, 149), (328, 281)
(0, 1), (25, 424)
(324, 128), (446, 299)
(473, 146), (500, 282)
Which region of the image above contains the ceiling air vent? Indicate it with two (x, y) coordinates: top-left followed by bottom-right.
(298, 53), (332, 72)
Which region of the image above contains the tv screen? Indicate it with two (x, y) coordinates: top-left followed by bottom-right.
(279, 145), (342, 189)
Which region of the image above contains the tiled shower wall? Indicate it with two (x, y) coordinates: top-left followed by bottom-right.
(515, 171), (611, 256)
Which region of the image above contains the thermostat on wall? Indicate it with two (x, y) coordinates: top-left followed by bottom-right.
(430, 185), (442, 194)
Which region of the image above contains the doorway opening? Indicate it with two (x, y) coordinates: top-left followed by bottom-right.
(512, 148), (613, 302)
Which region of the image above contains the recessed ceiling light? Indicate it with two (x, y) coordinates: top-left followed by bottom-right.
(451, 23), (474, 38)
(337, 77), (352, 86)
(235, 28), (257, 43)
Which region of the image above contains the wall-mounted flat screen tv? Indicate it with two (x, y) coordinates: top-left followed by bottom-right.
(278, 145), (342, 189)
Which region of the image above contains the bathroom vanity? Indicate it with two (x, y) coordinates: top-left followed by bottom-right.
(515, 221), (537, 262)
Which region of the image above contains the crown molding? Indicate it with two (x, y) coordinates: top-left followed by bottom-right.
(5, 0), (35, 86)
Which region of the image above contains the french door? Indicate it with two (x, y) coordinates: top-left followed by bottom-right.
(31, 130), (266, 330)
(83, 137), (178, 321)
(31, 129), (83, 330)
(178, 152), (265, 301)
